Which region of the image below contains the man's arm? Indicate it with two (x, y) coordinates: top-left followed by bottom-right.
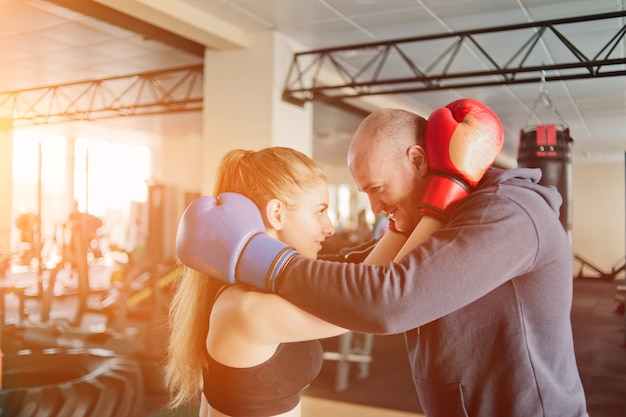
(176, 189), (538, 335)
(318, 239), (377, 263)
(273, 192), (538, 334)
(318, 231), (409, 265)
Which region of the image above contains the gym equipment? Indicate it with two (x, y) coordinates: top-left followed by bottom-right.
(323, 332), (374, 392)
(39, 185), (179, 335)
(0, 348), (144, 417)
(518, 76), (574, 238)
(518, 125), (573, 236)
(3, 183), (187, 414)
(87, 247), (177, 337)
(2, 251), (177, 414)
(14, 213), (39, 268)
(21, 246), (178, 360)
(38, 213), (105, 325)
(574, 254), (625, 281)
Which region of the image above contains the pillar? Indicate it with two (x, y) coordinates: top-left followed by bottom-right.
(65, 135), (76, 213)
(202, 31), (313, 194)
(0, 118), (13, 252)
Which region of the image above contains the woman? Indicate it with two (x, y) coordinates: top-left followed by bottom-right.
(165, 146), (407, 416)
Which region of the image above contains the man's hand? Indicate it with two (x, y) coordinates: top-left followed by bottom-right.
(394, 98), (504, 261)
(419, 98), (504, 220)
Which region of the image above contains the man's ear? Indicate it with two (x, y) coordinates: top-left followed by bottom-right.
(265, 198), (285, 230)
(407, 145), (428, 178)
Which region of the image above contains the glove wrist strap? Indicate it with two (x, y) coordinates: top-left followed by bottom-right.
(238, 234), (297, 292)
(420, 174), (469, 221)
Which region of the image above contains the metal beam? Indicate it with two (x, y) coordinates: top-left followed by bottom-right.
(282, 11), (626, 106)
(0, 65), (203, 127)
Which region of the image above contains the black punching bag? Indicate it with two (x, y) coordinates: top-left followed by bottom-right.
(518, 125), (574, 237)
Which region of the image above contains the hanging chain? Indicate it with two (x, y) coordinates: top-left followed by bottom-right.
(523, 70), (568, 129)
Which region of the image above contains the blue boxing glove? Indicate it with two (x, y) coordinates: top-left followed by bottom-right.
(175, 192), (299, 291)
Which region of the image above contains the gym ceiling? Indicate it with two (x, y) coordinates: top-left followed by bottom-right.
(1, 0), (624, 165)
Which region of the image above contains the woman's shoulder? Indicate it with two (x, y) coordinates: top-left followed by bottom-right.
(216, 283), (270, 301)
(212, 283), (251, 309)
(213, 283), (281, 317)
(207, 283), (282, 366)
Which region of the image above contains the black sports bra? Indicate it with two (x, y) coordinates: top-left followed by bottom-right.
(202, 340), (324, 416)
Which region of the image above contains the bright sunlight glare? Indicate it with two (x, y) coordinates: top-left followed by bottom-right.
(13, 130), (151, 220)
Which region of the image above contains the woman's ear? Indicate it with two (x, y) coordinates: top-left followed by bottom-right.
(407, 145), (428, 178)
(265, 198), (285, 231)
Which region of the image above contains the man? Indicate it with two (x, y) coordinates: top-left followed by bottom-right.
(177, 99), (588, 416)
(350, 109), (428, 235)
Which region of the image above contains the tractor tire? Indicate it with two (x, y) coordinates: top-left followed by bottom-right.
(0, 347), (144, 417)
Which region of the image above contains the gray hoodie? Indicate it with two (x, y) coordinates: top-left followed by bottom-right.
(275, 168), (588, 417)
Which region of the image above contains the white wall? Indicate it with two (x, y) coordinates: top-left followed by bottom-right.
(572, 161), (625, 276)
(157, 111), (203, 195)
(156, 111), (203, 260)
(0, 118), (13, 250)
(202, 31), (313, 196)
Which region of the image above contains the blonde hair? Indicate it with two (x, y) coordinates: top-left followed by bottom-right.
(165, 147), (326, 408)
(214, 147), (326, 213)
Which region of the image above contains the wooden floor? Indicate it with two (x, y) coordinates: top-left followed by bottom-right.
(146, 396), (425, 417)
(301, 396), (424, 417)
(570, 278), (626, 417)
(1, 265), (625, 417)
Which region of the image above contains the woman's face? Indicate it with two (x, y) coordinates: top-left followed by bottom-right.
(276, 181), (335, 259)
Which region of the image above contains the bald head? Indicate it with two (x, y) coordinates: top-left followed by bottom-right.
(348, 108), (427, 167)
(347, 108), (429, 230)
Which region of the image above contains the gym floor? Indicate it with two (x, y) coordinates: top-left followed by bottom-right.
(1, 265), (625, 417)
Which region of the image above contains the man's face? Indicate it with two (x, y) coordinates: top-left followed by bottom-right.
(349, 143), (426, 233)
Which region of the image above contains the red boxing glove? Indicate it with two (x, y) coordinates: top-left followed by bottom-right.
(386, 216), (411, 237)
(420, 98), (504, 220)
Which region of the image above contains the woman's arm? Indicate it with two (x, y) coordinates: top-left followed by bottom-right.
(237, 289), (347, 345)
(207, 284), (344, 366)
(215, 230), (411, 347)
(362, 231), (408, 264)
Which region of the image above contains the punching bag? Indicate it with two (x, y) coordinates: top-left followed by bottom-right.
(518, 124), (574, 237)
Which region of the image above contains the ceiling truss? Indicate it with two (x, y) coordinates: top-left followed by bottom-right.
(0, 65), (204, 127)
(282, 11), (626, 106)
